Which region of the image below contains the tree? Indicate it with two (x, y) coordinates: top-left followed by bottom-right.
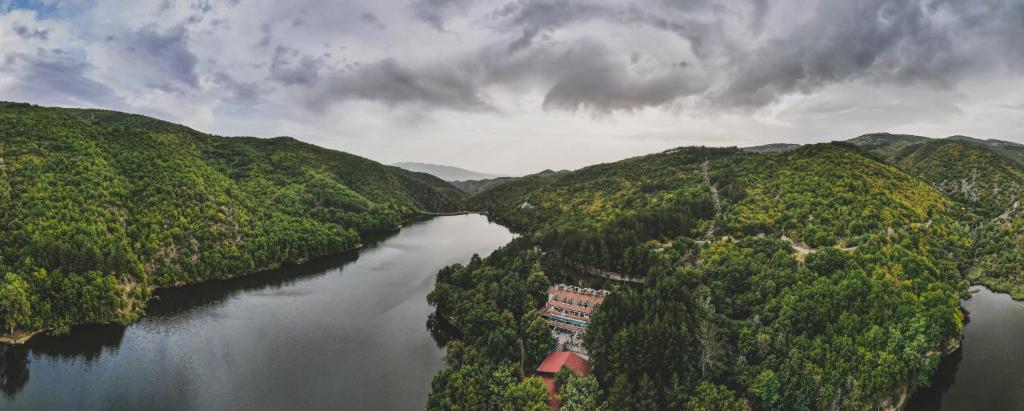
(753, 369), (782, 410)
(694, 291), (725, 379)
(521, 309), (553, 372)
(553, 366), (573, 391)
(560, 374), (604, 411)
(0, 274), (31, 334)
(500, 377), (549, 411)
(635, 374), (659, 411)
(685, 382), (750, 411)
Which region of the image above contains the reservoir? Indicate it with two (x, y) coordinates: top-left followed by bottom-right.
(908, 286), (1024, 410)
(0, 214), (514, 410)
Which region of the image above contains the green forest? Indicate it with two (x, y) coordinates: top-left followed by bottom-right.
(0, 102), (462, 335)
(427, 139), (1024, 409)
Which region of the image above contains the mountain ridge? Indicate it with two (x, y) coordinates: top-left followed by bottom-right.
(391, 161), (510, 182)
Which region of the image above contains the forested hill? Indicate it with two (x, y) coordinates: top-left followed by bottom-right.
(886, 138), (1024, 299)
(0, 102), (463, 336)
(431, 143), (969, 409)
(894, 139), (1024, 218)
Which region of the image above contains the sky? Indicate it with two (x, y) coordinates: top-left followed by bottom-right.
(2, 0), (1024, 175)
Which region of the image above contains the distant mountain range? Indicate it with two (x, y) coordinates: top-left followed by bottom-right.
(391, 162), (509, 182)
(742, 133), (1024, 159)
(740, 143), (801, 153)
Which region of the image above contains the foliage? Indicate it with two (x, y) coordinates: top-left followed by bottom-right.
(0, 102), (463, 334)
(895, 140), (1024, 218)
(425, 241), (554, 409)
(500, 377), (549, 411)
(559, 374), (604, 411)
(887, 139), (1024, 298)
(0, 274), (30, 333)
(685, 382), (751, 411)
(439, 143), (970, 409)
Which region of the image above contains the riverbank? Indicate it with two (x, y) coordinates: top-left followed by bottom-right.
(906, 285), (1024, 409)
(0, 212), (462, 346)
(0, 330), (43, 345)
(1, 214), (515, 409)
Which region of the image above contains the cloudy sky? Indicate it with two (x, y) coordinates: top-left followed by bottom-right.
(2, 0), (1024, 174)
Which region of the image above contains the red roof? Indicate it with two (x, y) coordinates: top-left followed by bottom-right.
(536, 351), (590, 375)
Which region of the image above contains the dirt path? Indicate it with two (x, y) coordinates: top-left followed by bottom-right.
(781, 235), (858, 257)
(702, 159), (721, 240)
(585, 267), (646, 284)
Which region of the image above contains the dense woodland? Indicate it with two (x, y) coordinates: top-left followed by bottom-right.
(429, 142), (993, 409)
(0, 102), (462, 335)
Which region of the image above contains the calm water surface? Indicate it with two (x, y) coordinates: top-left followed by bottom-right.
(0, 214), (513, 410)
(908, 286), (1024, 410)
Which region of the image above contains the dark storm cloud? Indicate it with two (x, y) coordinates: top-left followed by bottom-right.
(282, 35), (692, 112)
(715, 0), (979, 107)
(468, 38), (701, 112)
(409, 0), (474, 31)
(256, 22), (272, 48)
(540, 46), (697, 112)
(307, 59), (490, 111)
(0, 49), (122, 107)
(7, 0), (1023, 119)
(491, 0), (609, 51)
(479, 0), (1024, 111)
(213, 72), (267, 105)
(269, 46), (322, 86)
(11, 23), (48, 40)
(359, 12), (385, 29)
(119, 25), (199, 92)
(489, 0), (721, 57)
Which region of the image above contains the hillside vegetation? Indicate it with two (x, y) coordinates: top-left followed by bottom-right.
(432, 143), (969, 409)
(846, 133), (930, 162)
(0, 102), (462, 335)
(890, 139), (1024, 298)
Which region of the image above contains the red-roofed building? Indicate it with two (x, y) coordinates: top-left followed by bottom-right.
(535, 351), (590, 408)
(541, 284), (610, 334)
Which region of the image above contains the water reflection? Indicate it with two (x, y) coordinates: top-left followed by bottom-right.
(0, 215), (515, 410)
(1, 345), (29, 399)
(908, 286), (1024, 410)
(1, 238), (376, 398)
(426, 312), (461, 349)
(146, 250), (365, 318)
(27, 324), (126, 363)
(906, 345), (963, 410)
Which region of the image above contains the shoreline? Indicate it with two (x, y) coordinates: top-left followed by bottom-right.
(0, 212), (472, 346)
(0, 330), (44, 345)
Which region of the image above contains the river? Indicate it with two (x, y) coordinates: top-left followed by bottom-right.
(908, 285), (1024, 410)
(0, 214), (514, 410)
